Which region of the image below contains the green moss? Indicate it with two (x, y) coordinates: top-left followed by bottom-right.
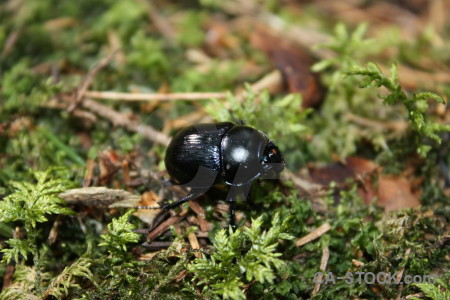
(188, 213), (294, 299)
(0, 1), (448, 299)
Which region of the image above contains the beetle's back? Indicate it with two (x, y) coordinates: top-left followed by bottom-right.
(165, 122), (234, 187)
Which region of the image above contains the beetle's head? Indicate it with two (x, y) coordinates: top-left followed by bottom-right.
(260, 141), (285, 179)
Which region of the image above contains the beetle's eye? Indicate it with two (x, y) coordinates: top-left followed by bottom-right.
(269, 149), (278, 158)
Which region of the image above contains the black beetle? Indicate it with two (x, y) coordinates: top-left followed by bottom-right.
(140, 122), (284, 228)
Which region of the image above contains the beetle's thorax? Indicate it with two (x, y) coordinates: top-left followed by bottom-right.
(220, 125), (268, 186)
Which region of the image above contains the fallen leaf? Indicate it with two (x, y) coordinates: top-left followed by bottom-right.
(309, 157), (421, 211)
(98, 149), (120, 185)
(251, 27), (324, 108)
(376, 176), (420, 211)
(133, 191), (162, 226)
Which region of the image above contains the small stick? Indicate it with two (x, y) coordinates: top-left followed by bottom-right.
(146, 210), (188, 242)
(83, 159), (96, 187)
(345, 113), (408, 132)
(233, 69), (282, 105)
(140, 243), (173, 251)
(352, 259), (365, 267)
(296, 223), (331, 247)
(312, 247), (330, 296)
(188, 200), (210, 232)
(68, 49), (118, 112)
(283, 170), (324, 196)
(139, 0), (177, 45)
(188, 232), (202, 258)
(48, 215), (62, 244)
(81, 98), (171, 146)
(84, 91), (227, 101)
(395, 248), (411, 300)
(43, 100), (97, 123)
(174, 270), (188, 282)
(405, 293), (424, 299)
(1, 28), (21, 58)
(396, 248), (411, 283)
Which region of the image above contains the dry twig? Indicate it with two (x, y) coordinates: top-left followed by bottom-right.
(352, 259), (365, 267)
(296, 223), (331, 247)
(85, 91), (227, 101)
(282, 170), (324, 197)
(1, 28), (21, 58)
(188, 232), (202, 258)
(139, 0), (177, 45)
(48, 216), (62, 245)
(67, 50), (119, 112)
(312, 246), (330, 296)
(234, 69), (282, 104)
(81, 98), (171, 146)
(146, 210), (189, 243)
(395, 248), (412, 300)
(345, 113), (409, 132)
(188, 200), (210, 232)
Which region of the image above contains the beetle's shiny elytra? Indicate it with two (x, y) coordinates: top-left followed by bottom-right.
(142, 122), (285, 228)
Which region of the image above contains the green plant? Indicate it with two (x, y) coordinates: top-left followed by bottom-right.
(0, 168), (74, 294)
(42, 257), (94, 299)
(0, 265), (50, 300)
(309, 23), (392, 159)
(312, 23), (379, 89)
(346, 62), (450, 156)
(86, 210), (145, 298)
(188, 213), (294, 300)
(98, 210), (140, 259)
(410, 278), (449, 300)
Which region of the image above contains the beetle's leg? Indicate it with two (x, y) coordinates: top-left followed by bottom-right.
(226, 186), (237, 230)
(228, 200), (236, 230)
(160, 189), (205, 210)
(137, 188), (205, 210)
(136, 205), (163, 210)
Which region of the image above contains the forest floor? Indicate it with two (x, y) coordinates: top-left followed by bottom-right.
(0, 0), (449, 299)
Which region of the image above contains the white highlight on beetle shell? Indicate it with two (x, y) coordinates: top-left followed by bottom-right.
(232, 147), (249, 162)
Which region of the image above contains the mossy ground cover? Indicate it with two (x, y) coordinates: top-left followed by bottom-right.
(0, 1), (449, 299)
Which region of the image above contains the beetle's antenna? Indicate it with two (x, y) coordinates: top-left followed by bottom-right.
(136, 205), (164, 210)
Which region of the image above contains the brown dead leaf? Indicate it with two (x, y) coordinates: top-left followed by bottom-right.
(205, 21), (240, 57)
(376, 176), (420, 211)
(250, 27), (324, 108)
(309, 162), (355, 186)
(345, 156), (379, 175)
(98, 149), (120, 185)
(309, 157), (420, 211)
(133, 191), (162, 226)
(2, 264), (15, 290)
